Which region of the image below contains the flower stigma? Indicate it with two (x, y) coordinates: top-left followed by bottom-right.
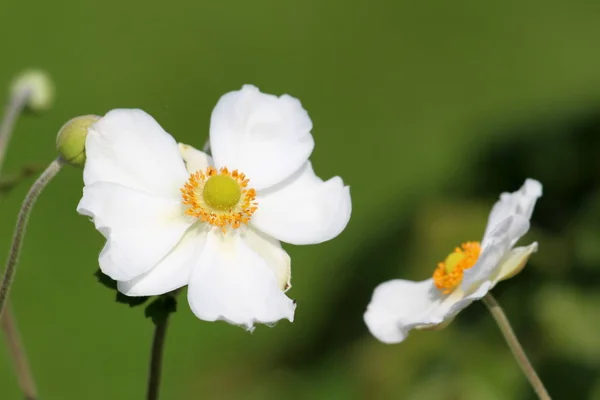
(433, 242), (481, 294)
(181, 166), (257, 232)
(203, 175), (241, 210)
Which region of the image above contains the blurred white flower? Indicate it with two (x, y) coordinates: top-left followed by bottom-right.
(78, 85), (352, 330)
(364, 179), (542, 344)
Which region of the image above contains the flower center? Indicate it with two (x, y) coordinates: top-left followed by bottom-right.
(432, 241), (481, 294)
(181, 166), (257, 232)
(203, 175), (242, 211)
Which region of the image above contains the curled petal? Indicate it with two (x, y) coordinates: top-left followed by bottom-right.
(117, 226), (208, 296)
(483, 179), (542, 246)
(77, 182), (192, 281)
(492, 242), (538, 283)
(178, 143), (213, 173)
(252, 162), (351, 245)
(242, 229), (291, 291)
(187, 230), (296, 329)
(84, 109), (189, 195)
(209, 85), (314, 190)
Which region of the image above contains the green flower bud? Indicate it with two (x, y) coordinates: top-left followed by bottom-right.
(56, 115), (100, 168)
(10, 69), (55, 112)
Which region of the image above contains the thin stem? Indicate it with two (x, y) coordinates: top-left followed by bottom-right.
(0, 88), (30, 173)
(147, 313), (171, 400)
(0, 86), (39, 400)
(483, 293), (551, 400)
(1, 306), (37, 400)
(0, 157), (64, 318)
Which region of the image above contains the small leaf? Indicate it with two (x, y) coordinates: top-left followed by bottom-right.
(94, 269), (117, 290)
(95, 269), (149, 307)
(116, 292), (150, 307)
(145, 295), (178, 326)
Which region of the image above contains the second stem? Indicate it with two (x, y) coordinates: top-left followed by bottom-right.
(483, 293), (551, 400)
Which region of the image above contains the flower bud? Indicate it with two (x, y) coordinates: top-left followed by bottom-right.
(10, 69), (55, 112)
(56, 115), (100, 168)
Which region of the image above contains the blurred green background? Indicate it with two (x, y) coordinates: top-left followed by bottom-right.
(1, 0), (600, 398)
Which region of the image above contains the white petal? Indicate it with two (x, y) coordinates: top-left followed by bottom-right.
(251, 162), (351, 245)
(84, 109), (188, 195)
(178, 143), (213, 173)
(492, 242), (538, 283)
(364, 280), (438, 344)
(364, 279), (456, 344)
(364, 278), (493, 344)
(77, 182), (192, 281)
(461, 217), (513, 292)
(242, 228), (291, 291)
(209, 85), (314, 190)
(483, 179), (542, 246)
(444, 280), (493, 318)
(187, 230), (296, 329)
(117, 225), (208, 296)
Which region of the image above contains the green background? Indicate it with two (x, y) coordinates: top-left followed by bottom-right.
(1, 0), (600, 398)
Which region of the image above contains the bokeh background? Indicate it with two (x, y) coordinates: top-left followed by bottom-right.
(1, 0), (600, 398)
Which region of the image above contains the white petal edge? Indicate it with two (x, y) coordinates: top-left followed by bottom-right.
(209, 85), (314, 190)
(483, 179), (542, 246)
(178, 143), (213, 173)
(187, 229), (296, 329)
(251, 162), (351, 245)
(77, 182), (193, 281)
(117, 225), (208, 296)
(84, 109), (189, 195)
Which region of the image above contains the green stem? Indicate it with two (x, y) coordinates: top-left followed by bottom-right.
(0, 88), (30, 173)
(482, 293), (551, 400)
(146, 312), (170, 400)
(0, 157), (65, 319)
(0, 86), (39, 400)
(1, 306), (37, 400)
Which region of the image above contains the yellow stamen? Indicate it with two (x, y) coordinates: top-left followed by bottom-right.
(180, 166), (257, 232)
(433, 241), (481, 294)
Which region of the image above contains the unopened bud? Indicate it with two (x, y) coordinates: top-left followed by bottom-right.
(10, 69), (55, 112)
(56, 115), (100, 168)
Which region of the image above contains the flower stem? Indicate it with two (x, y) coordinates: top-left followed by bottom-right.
(1, 306), (37, 400)
(147, 312), (171, 400)
(482, 293), (551, 400)
(0, 157), (65, 319)
(0, 88), (30, 173)
(0, 86), (39, 400)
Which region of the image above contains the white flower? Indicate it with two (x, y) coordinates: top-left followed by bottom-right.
(77, 85), (352, 330)
(364, 179), (542, 344)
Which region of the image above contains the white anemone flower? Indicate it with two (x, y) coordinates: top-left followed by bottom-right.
(77, 85), (352, 330)
(364, 179), (542, 344)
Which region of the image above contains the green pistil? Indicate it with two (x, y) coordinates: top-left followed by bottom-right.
(444, 252), (465, 274)
(203, 175), (241, 211)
